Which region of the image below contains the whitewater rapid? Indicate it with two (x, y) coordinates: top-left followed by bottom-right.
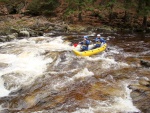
(0, 36), (140, 112)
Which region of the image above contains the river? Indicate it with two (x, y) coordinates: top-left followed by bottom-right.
(0, 31), (149, 113)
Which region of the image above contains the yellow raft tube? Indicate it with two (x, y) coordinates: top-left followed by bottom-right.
(72, 43), (107, 56)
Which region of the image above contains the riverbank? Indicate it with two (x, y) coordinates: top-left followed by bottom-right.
(1, 14), (150, 43)
(0, 14), (116, 42)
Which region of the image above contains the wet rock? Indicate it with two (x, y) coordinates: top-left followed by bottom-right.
(0, 36), (7, 42)
(28, 30), (38, 37)
(2, 73), (25, 90)
(96, 26), (113, 32)
(0, 63), (8, 68)
(67, 25), (87, 32)
(0, 109), (10, 113)
(128, 84), (149, 91)
(10, 27), (19, 33)
(6, 33), (18, 41)
(129, 81), (150, 113)
(37, 31), (44, 36)
(133, 77), (150, 87)
(131, 90), (150, 113)
(9, 88), (23, 95)
(139, 79), (150, 86)
(140, 60), (150, 68)
(47, 26), (54, 31)
(55, 23), (68, 32)
(19, 30), (30, 37)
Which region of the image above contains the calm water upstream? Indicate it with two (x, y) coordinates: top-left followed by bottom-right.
(0, 31), (149, 113)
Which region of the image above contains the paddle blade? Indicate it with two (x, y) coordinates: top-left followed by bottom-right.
(73, 43), (78, 47)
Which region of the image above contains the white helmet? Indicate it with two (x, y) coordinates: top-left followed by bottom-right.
(97, 34), (101, 37)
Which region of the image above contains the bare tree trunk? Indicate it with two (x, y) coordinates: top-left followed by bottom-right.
(124, 11), (129, 23)
(142, 0), (149, 31)
(78, 0), (82, 22)
(109, 5), (114, 22)
(78, 11), (82, 21)
(142, 16), (147, 31)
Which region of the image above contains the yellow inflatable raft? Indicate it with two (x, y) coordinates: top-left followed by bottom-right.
(72, 43), (107, 56)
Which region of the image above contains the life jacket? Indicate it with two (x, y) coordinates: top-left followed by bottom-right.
(95, 38), (101, 44)
(82, 40), (90, 47)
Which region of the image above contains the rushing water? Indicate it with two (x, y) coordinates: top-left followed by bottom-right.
(0, 31), (149, 113)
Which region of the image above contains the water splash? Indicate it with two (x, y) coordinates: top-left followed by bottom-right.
(73, 83), (140, 113)
(37, 36), (73, 51)
(0, 36), (72, 94)
(0, 52), (53, 91)
(0, 34), (146, 112)
(0, 77), (10, 97)
(110, 83), (140, 112)
(86, 55), (129, 70)
(73, 68), (94, 79)
(52, 68), (93, 90)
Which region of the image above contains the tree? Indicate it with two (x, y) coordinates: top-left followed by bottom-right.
(65, 0), (94, 22)
(123, 0), (132, 23)
(137, 0), (150, 31)
(0, 0), (8, 2)
(106, 0), (116, 22)
(27, 0), (59, 15)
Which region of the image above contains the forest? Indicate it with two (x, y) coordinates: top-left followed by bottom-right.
(0, 0), (150, 32)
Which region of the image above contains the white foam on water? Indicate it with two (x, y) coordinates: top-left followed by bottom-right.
(0, 77), (10, 97)
(0, 37), (73, 97)
(101, 58), (129, 69)
(109, 49), (120, 54)
(73, 107), (94, 113)
(112, 97), (140, 113)
(109, 83), (140, 113)
(36, 36), (73, 51)
(0, 54), (16, 64)
(0, 52), (53, 91)
(52, 68), (94, 90)
(0, 54), (17, 97)
(72, 68), (94, 79)
(86, 56), (129, 70)
(73, 83), (140, 113)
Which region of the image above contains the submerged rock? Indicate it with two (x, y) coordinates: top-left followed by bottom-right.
(0, 63), (8, 68)
(140, 60), (150, 68)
